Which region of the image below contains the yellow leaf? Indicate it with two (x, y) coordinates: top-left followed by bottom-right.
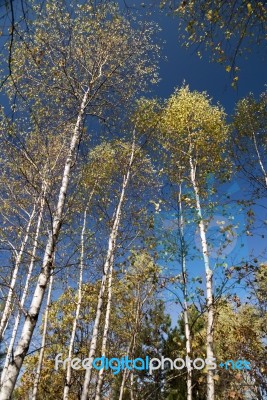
(247, 3), (253, 14)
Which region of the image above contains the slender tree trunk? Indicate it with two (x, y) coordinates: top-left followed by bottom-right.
(178, 184), (192, 400)
(119, 349), (130, 400)
(130, 371), (135, 400)
(0, 203), (37, 341)
(118, 313), (139, 400)
(0, 88), (90, 400)
(119, 284), (147, 400)
(80, 228), (117, 400)
(1, 187), (46, 385)
(189, 155), (214, 400)
(63, 207), (88, 400)
(63, 185), (96, 399)
(81, 135), (136, 400)
(251, 128), (267, 186)
(183, 301), (192, 400)
(32, 262), (54, 400)
(129, 292), (140, 400)
(94, 254), (114, 400)
(245, 113), (267, 187)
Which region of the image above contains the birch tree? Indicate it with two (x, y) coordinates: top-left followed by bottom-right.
(13, 281), (101, 399)
(81, 134), (156, 399)
(0, 184), (47, 385)
(31, 258), (54, 400)
(62, 207), (87, 400)
(0, 108), (74, 342)
(63, 170), (100, 400)
(0, 202), (37, 342)
(0, 2), (159, 397)
(14, 266), (167, 399)
(177, 183), (193, 400)
(152, 173), (194, 400)
(117, 251), (160, 400)
(0, 115), (82, 394)
(159, 86), (229, 400)
(0, 118), (46, 343)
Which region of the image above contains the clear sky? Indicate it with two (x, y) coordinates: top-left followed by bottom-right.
(148, 8), (267, 114)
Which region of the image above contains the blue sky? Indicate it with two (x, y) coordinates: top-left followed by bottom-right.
(149, 9), (267, 114)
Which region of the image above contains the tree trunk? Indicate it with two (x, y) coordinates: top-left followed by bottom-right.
(119, 283), (147, 400)
(81, 135), (136, 400)
(63, 184), (97, 399)
(251, 128), (267, 187)
(189, 155), (215, 400)
(130, 370), (135, 400)
(129, 291), (140, 400)
(1, 186), (46, 385)
(0, 202), (37, 341)
(0, 88), (90, 400)
(63, 207), (87, 400)
(32, 262), (54, 400)
(245, 111), (267, 187)
(118, 313), (139, 400)
(119, 352), (130, 400)
(94, 254), (114, 400)
(178, 184), (192, 400)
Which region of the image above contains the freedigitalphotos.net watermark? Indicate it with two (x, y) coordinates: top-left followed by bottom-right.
(54, 354), (251, 375)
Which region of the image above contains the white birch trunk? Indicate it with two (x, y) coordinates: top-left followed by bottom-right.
(189, 155), (214, 400)
(245, 111), (267, 187)
(81, 135), (136, 400)
(94, 254), (114, 400)
(1, 187), (46, 385)
(63, 184), (96, 399)
(130, 371), (135, 400)
(251, 129), (267, 187)
(178, 184), (192, 400)
(184, 302), (192, 400)
(0, 88), (90, 400)
(0, 203), (37, 341)
(32, 263), (54, 400)
(119, 283), (147, 400)
(63, 208), (87, 400)
(129, 291), (140, 400)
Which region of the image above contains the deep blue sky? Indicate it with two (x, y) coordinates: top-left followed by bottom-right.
(149, 10), (267, 114)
